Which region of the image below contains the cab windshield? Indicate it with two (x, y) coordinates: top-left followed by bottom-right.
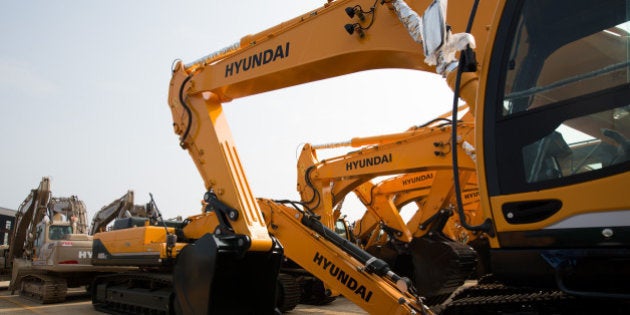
(49, 225), (73, 240)
(492, 0), (630, 193)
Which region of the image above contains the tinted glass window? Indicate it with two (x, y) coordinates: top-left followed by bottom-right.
(49, 225), (72, 240)
(522, 107), (630, 183)
(503, 1), (630, 116)
(491, 0), (630, 193)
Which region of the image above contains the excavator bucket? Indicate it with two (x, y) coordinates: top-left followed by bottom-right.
(173, 233), (283, 315)
(409, 233), (478, 304)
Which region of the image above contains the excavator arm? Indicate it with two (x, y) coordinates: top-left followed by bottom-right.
(352, 170), (437, 242)
(295, 115), (478, 302)
(297, 113), (476, 228)
(257, 198), (431, 314)
(8, 177), (51, 263)
(89, 191), (136, 235)
(353, 169), (481, 249)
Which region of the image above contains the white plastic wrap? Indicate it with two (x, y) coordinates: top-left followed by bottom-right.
(391, 0), (424, 45)
(184, 41), (241, 69)
(462, 140), (476, 162)
(392, 0), (476, 75)
(435, 32), (476, 74)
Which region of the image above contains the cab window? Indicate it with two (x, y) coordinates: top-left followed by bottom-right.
(334, 220), (348, 240)
(49, 225), (72, 240)
(502, 2), (630, 115)
(488, 0), (630, 194)
(522, 109), (630, 183)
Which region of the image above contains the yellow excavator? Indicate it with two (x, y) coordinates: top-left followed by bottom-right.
(88, 190), (163, 236)
(352, 169), (480, 247)
(296, 111), (479, 304)
(90, 0), (629, 313)
(345, 107), (482, 248)
(350, 164), (488, 290)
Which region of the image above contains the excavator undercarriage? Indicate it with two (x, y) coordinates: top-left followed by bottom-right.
(92, 233), (284, 314)
(442, 280), (630, 315)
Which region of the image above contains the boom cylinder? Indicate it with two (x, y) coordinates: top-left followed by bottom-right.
(301, 214), (404, 283)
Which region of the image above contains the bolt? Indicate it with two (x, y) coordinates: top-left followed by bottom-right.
(602, 228), (614, 238)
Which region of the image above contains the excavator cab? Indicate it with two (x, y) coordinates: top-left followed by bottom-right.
(479, 0), (630, 296)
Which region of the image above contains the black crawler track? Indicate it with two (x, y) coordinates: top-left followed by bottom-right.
(440, 282), (630, 315)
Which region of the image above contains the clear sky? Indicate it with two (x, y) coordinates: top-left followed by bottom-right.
(0, 1), (455, 224)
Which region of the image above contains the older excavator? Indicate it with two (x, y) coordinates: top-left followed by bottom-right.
(90, 0), (629, 313)
(7, 177), (131, 303)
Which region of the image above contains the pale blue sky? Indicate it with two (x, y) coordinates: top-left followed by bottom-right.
(0, 1), (455, 223)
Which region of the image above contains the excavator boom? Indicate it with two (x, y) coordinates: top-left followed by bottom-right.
(88, 190), (147, 235)
(8, 177), (51, 264)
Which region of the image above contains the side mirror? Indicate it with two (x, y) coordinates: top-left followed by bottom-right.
(421, 0), (446, 58)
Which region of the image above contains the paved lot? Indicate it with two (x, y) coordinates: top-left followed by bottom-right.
(0, 281), (366, 315)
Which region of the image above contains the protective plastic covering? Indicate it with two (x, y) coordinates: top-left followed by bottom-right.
(391, 0), (424, 45)
(184, 41), (240, 69)
(392, 0), (475, 75)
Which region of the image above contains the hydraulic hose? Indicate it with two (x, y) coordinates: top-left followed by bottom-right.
(451, 0), (494, 235)
(178, 73), (195, 148)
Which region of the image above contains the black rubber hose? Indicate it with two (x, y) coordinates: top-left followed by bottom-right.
(178, 73), (195, 148)
(451, 0), (494, 235)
